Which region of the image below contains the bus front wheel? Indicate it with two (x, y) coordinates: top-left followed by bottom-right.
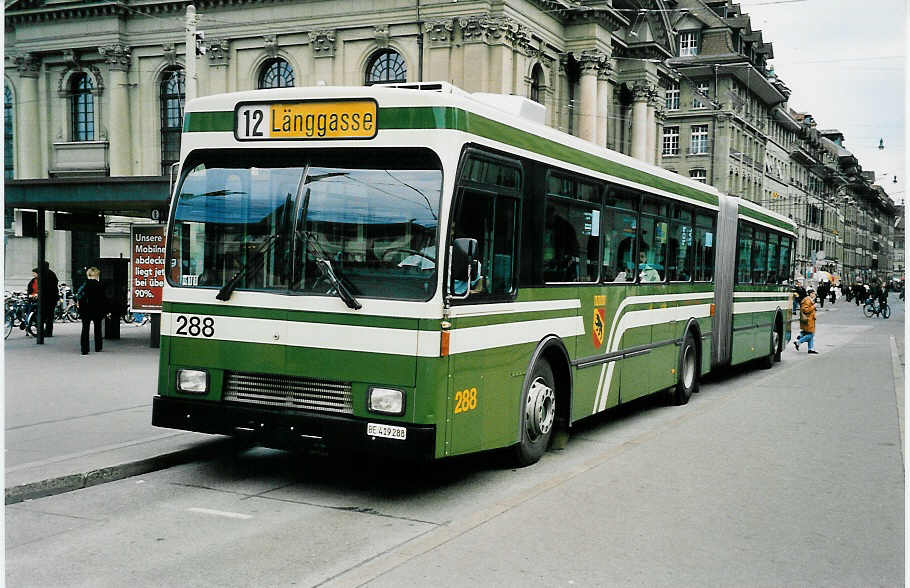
(512, 359), (556, 466)
(670, 334), (698, 405)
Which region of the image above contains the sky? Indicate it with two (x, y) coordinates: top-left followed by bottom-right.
(738, 0), (906, 206)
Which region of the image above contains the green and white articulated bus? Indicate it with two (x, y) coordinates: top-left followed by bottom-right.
(153, 82), (796, 465)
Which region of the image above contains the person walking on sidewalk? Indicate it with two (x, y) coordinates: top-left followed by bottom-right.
(794, 289), (818, 355)
(77, 267), (108, 355)
(40, 261), (59, 337)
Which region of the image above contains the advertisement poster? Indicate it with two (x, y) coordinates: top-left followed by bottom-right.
(130, 224), (166, 313)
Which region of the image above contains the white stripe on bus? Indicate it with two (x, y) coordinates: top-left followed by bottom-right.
(448, 316), (585, 355)
(594, 303), (714, 412)
(161, 313), (583, 357)
(448, 299), (581, 318)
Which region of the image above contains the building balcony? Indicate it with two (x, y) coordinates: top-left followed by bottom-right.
(50, 141), (109, 177)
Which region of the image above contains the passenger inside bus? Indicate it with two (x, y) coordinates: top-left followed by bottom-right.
(638, 251), (662, 282)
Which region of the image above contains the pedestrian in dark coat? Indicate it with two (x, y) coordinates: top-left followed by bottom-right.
(792, 280), (806, 314)
(40, 261), (59, 336)
(78, 266), (107, 355)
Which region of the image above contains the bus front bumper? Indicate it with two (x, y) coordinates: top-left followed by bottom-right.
(152, 396), (437, 461)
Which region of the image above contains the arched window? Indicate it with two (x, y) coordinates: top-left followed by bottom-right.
(530, 64), (544, 104)
(259, 59), (295, 89)
(4, 84), (14, 180)
(160, 68), (185, 176)
(365, 50), (406, 85)
(71, 73), (94, 141)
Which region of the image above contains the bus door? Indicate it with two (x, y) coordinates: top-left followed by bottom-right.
(446, 151), (522, 456)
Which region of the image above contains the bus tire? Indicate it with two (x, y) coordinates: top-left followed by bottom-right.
(773, 319), (783, 363)
(512, 359), (556, 467)
(760, 329), (775, 369)
(671, 334), (698, 405)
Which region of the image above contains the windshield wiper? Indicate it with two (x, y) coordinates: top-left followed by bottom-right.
(215, 233), (280, 301)
(301, 231), (362, 310)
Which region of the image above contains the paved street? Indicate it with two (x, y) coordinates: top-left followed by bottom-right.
(5, 296), (905, 587)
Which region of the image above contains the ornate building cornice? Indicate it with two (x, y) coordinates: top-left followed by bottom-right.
(263, 34), (279, 59)
(457, 14), (529, 49)
(631, 80), (657, 102)
(308, 30), (336, 58)
(374, 25), (390, 49)
(425, 18), (455, 46)
(206, 39), (231, 67)
(98, 43), (132, 72)
(576, 50), (607, 74)
(15, 53), (40, 78)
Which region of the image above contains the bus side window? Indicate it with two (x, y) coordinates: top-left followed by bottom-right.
(451, 190), (518, 297)
(602, 187), (638, 283)
(694, 213), (715, 282)
(736, 222), (753, 284)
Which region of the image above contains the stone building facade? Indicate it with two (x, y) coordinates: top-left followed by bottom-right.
(4, 0), (898, 288)
(4, 0), (686, 287)
(658, 0), (897, 284)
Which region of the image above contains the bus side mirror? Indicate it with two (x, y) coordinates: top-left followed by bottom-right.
(450, 237), (479, 299)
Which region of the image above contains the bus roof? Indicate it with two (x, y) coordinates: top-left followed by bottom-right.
(183, 84), (796, 234)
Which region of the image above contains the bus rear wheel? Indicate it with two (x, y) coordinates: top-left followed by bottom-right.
(512, 359), (556, 467)
(670, 334), (698, 405)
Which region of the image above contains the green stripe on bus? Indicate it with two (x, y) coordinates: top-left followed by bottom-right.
(162, 301), (421, 329)
(183, 107), (721, 209)
(184, 111), (234, 133)
(739, 207), (793, 231)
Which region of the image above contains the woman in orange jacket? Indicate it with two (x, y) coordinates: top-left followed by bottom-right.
(794, 289), (818, 355)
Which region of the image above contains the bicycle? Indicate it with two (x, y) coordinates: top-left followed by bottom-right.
(862, 298), (891, 319)
(5, 293), (38, 338)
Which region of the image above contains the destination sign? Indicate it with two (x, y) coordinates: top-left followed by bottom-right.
(235, 100), (378, 140)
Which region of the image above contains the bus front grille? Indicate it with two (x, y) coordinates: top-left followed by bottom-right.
(223, 372), (354, 415)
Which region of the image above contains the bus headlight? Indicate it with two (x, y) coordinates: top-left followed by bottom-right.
(177, 369), (209, 394)
(368, 387), (405, 416)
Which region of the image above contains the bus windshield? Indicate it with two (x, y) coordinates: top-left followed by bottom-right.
(168, 148), (443, 301)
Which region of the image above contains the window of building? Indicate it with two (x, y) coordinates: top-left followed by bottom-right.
(679, 31), (699, 56)
(666, 82), (680, 110)
(258, 58), (295, 89)
(71, 73), (94, 141)
(4, 84), (13, 180)
(693, 81), (710, 109)
(160, 68), (185, 176)
(662, 127), (680, 156)
(530, 64), (544, 104)
(690, 124), (709, 154)
(690, 169), (707, 183)
(365, 50), (407, 85)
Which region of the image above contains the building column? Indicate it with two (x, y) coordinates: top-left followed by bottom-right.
(630, 82), (652, 162)
(576, 52), (601, 144)
(99, 44), (132, 176)
(596, 62), (612, 149)
(646, 95), (657, 164)
(206, 39), (231, 94)
(654, 106), (666, 167)
(15, 54), (41, 179)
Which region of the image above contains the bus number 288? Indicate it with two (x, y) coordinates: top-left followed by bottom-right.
(175, 316), (215, 338)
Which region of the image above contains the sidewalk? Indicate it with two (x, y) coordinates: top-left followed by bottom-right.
(4, 321), (228, 504)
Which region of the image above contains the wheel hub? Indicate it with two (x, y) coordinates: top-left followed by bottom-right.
(525, 377), (555, 441)
(683, 346), (696, 389)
